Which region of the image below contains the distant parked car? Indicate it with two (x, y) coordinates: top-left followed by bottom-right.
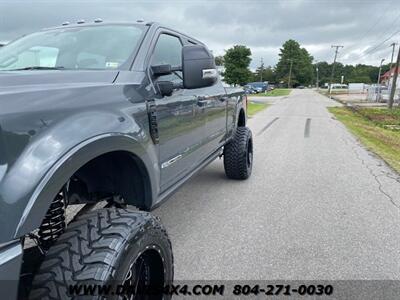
(243, 85), (257, 94)
(268, 84), (275, 91)
(330, 83), (348, 90)
(297, 85), (305, 89)
(247, 82), (268, 93)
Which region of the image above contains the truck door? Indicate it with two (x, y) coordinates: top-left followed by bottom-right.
(197, 81), (228, 154)
(149, 32), (206, 192)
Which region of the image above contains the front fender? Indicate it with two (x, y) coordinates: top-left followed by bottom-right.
(0, 111), (159, 243)
(14, 134), (158, 240)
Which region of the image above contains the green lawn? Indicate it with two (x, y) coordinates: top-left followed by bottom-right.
(329, 106), (400, 173)
(247, 101), (269, 117)
(252, 89), (292, 97)
(354, 107), (400, 128)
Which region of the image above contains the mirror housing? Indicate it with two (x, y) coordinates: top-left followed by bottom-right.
(156, 81), (174, 97)
(182, 45), (217, 89)
(151, 64), (173, 77)
(151, 64), (182, 77)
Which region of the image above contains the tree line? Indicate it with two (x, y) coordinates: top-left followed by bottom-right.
(217, 40), (391, 87)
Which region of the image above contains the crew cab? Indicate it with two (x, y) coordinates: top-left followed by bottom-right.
(0, 20), (253, 299)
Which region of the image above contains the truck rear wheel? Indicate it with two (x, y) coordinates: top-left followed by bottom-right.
(29, 207), (173, 300)
(223, 127), (253, 180)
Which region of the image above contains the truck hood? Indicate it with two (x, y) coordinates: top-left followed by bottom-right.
(0, 70), (122, 118)
(0, 70), (123, 170)
(0, 70), (119, 95)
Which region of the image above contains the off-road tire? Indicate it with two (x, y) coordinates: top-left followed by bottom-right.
(29, 207), (173, 300)
(223, 126), (253, 180)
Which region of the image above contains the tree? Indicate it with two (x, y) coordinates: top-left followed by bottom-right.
(314, 61), (330, 86)
(313, 62), (392, 85)
(275, 40), (314, 87)
(252, 65), (276, 82)
(223, 45), (252, 86)
(214, 55), (224, 66)
(255, 59), (265, 81)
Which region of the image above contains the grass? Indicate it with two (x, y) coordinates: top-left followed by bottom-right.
(354, 107), (400, 128)
(329, 106), (400, 173)
(252, 89), (292, 97)
(247, 101), (269, 117)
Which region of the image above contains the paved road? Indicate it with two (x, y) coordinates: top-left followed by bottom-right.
(155, 89), (400, 280)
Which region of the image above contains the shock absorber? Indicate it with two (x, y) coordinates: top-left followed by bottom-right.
(37, 191), (66, 251)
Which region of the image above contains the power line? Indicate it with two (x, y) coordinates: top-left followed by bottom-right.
(355, 29), (400, 61)
(340, 11), (400, 61)
(342, 27), (400, 64)
(340, 1), (393, 55)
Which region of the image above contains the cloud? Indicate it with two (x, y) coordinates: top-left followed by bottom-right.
(1, 0), (399, 68)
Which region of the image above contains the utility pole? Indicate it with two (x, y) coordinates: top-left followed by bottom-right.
(329, 45), (343, 94)
(389, 43), (397, 70)
(388, 45), (400, 109)
(377, 58), (385, 102)
(288, 59), (293, 88)
(316, 61), (319, 90)
(388, 43), (397, 98)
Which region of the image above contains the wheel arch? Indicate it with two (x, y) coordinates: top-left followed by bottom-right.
(238, 108), (246, 127)
(71, 150), (153, 209)
(14, 134), (158, 239)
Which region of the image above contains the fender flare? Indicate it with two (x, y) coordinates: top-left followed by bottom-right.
(234, 95), (246, 129)
(14, 134), (158, 239)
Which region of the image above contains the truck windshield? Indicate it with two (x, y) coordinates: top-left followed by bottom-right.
(0, 25), (145, 71)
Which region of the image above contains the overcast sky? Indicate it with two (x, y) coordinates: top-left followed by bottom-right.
(1, 0), (400, 69)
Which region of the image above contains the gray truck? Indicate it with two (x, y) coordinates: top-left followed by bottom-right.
(0, 20), (253, 299)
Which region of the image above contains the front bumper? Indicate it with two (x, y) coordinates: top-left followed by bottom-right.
(0, 240), (22, 300)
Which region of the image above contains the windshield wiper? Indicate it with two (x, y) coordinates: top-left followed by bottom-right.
(5, 66), (66, 71)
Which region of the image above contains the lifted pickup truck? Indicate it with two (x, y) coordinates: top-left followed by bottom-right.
(0, 20), (253, 299)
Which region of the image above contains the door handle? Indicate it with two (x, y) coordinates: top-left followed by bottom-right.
(196, 95), (209, 107)
(197, 99), (208, 107)
(196, 95), (207, 101)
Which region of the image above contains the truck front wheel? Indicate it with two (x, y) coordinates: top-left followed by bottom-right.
(29, 207), (173, 300)
(223, 126), (253, 180)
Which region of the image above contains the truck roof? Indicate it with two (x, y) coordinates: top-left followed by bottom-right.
(44, 20), (153, 30)
(43, 20), (204, 46)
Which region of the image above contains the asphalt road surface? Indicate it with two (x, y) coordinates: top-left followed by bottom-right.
(154, 89), (400, 280)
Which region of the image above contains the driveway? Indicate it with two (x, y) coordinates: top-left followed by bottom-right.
(154, 89), (400, 280)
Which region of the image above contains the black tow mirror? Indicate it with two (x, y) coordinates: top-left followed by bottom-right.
(151, 64), (182, 77)
(156, 81), (174, 97)
(182, 45), (217, 89)
(151, 64), (173, 77)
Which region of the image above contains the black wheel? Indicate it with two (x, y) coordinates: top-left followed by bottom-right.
(29, 207), (173, 300)
(223, 126), (253, 180)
